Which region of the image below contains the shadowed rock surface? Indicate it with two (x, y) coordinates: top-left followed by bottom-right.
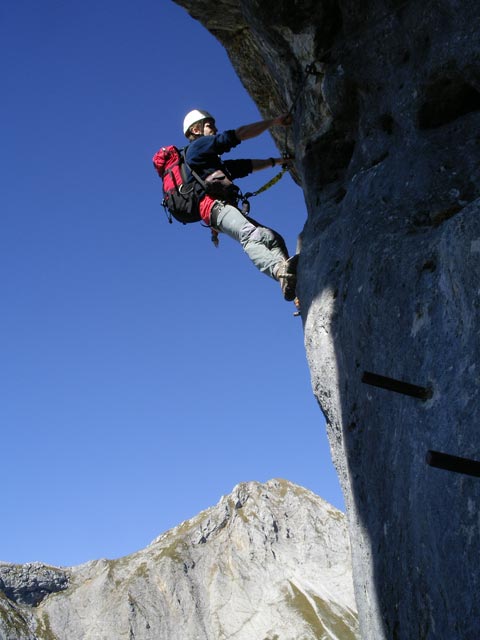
(172, 1), (480, 638)
(0, 564), (69, 607)
(0, 480), (358, 639)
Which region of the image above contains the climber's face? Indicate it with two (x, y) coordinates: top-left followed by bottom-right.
(189, 118), (217, 137)
(202, 119), (217, 135)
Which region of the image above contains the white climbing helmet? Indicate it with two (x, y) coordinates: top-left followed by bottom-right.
(183, 109), (215, 137)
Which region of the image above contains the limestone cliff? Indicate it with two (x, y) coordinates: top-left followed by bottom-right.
(0, 479), (358, 639)
(172, 1), (480, 638)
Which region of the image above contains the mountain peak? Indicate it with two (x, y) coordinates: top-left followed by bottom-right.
(0, 480), (358, 639)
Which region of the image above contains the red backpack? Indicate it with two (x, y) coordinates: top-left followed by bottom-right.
(152, 145), (205, 224)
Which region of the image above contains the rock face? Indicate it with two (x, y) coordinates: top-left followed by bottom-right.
(0, 480), (358, 639)
(172, 1), (480, 638)
(0, 565), (69, 608)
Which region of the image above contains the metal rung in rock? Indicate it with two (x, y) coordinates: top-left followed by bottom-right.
(426, 450), (480, 478)
(362, 371), (432, 400)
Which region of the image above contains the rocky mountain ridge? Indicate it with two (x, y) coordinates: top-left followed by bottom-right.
(0, 479), (358, 639)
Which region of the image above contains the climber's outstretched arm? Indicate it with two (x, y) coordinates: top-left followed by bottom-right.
(235, 114), (292, 141)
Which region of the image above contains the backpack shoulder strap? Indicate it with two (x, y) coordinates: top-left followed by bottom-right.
(181, 147), (206, 189)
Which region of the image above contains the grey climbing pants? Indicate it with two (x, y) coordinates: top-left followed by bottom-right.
(210, 202), (289, 280)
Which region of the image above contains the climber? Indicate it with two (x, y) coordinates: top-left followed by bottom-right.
(182, 109), (298, 301)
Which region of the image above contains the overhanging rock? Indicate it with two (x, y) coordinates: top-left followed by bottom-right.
(173, 1), (480, 638)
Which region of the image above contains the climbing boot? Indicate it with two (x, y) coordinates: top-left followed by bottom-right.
(276, 255), (298, 301)
(293, 297), (301, 316)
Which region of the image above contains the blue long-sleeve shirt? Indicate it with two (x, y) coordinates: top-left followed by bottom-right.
(185, 129), (253, 182)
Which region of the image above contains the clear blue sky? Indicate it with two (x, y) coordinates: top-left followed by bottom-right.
(1, 0), (344, 567)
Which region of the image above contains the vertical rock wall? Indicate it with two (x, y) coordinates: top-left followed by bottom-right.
(173, 1), (480, 638)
